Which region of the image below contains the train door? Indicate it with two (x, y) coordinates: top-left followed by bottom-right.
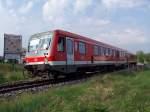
(116, 51), (120, 58)
(66, 37), (74, 65)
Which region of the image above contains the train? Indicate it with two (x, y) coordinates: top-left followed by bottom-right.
(24, 29), (136, 78)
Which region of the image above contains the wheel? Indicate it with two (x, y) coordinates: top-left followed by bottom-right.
(51, 72), (59, 79)
(53, 74), (58, 79)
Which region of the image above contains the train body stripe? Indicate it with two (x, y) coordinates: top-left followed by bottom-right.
(25, 61), (127, 66)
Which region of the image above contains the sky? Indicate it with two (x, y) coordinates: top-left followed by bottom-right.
(0, 0), (150, 55)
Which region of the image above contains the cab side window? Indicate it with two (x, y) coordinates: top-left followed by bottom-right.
(57, 37), (65, 51)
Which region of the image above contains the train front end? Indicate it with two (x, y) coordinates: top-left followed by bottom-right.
(24, 31), (54, 76)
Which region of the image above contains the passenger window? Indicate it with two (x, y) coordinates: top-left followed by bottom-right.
(103, 47), (106, 55)
(108, 48), (110, 56)
(94, 46), (99, 56)
(106, 48), (109, 56)
(110, 49), (113, 56)
(110, 49), (112, 56)
(119, 51), (122, 57)
(57, 37), (65, 51)
(123, 52), (125, 57)
(124, 52), (126, 57)
(102, 47), (105, 56)
(79, 42), (86, 54)
(99, 47), (102, 56)
(112, 50), (115, 56)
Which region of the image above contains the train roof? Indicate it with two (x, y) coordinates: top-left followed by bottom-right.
(29, 29), (133, 54)
(55, 29), (128, 52)
(30, 31), (53, 39)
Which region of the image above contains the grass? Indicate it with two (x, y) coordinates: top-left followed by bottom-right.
(0, 63), (28, 84)
(0, 69), (150, 112)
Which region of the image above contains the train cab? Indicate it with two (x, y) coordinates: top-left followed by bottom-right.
(24, 30), (76, 76)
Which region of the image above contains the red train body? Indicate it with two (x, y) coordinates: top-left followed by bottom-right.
(24, 30), (136, 76)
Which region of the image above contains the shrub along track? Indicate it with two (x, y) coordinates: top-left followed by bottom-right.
(0, 68), (134, 95)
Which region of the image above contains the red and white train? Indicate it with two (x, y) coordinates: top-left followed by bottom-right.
(24, 29), (136, 77)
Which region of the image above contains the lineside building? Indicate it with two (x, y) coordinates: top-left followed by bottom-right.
(4, 34), (22, 63)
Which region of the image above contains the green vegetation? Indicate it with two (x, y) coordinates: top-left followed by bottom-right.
(0, 63), (28, 84)
(0, 69), (150, 112)
(136, 51), (150, 63)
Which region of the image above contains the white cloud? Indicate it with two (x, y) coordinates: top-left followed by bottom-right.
(19, 1), (34, 14)
(42, 0), (150, 53)
(0, 4), (19, 55)
(5, 0), (13, 7)
(102, 0), (148, 9)
(148, 4), (150, 9)
(74, 0), (92, 13)
(0, 1), (44, 55)
(77, 18), (110, 27)
(43, 0), (68, 22)
(0, 0), (149, 55)
(62, 17), (110, 39)
(0, 5), (18, 33)
(42, 0), (93, 22)
(99, 28), (149, 45)
(0, 0), (3, 11)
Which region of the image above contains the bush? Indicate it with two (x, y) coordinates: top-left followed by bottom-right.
(8, 72), (25, 81)
(77, 103), (109, 112)
(0, 73), (7, 84)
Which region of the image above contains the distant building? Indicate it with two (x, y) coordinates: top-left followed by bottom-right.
(4, 34), (22, 63)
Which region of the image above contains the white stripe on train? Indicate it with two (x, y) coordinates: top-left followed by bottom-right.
(25, 61), (127, 66)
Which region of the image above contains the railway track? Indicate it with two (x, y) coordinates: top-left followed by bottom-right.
(0, 73), (91, 95)
(0, 68), (135, 95)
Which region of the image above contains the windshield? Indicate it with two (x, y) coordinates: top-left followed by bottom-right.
(29, 34), (52, 52)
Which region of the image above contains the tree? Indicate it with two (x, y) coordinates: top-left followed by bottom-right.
(136, 51), (145, 63)
(145, 53), (150, 63)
